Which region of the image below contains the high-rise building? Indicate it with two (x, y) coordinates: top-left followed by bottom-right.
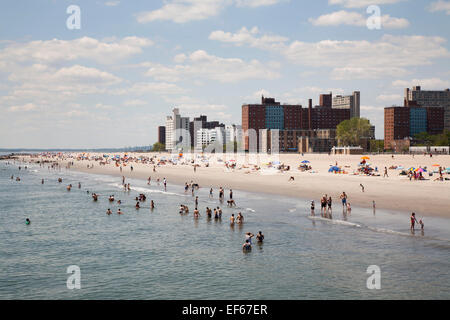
(404, 86), (450, 130)
(332, 91), (360, 118)
(157, 126), (166, 146)
(319, 93), (332, 108)
(242, 96), (350, 151)
(384, 105), (444, 149)
(189, 115), (225, 148)
(165, 108), (190, 152)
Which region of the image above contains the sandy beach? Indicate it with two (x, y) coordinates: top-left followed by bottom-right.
(19, 152), (450, 218)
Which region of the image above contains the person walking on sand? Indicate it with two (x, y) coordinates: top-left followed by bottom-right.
(360, 184), (365, 192)
(383, 167), (388, 178)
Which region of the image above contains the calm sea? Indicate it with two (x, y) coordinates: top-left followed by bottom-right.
(0, 159), (449, 299)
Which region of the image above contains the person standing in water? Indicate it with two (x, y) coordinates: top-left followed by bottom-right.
(340, 192), (347, 209)
(209, 188), (213, 198)
(150, 200), (155, 210)
(256, 231), (264, 243)
(163, 178), (167, 191)
(410, 212), (419, 230)
(310, 200), (315, 215)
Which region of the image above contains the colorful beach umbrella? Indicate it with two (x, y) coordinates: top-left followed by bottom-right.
(432, 164), (441, 167)
(328, 166), (339, 172)
(301, 160), (310, 163)
(361, 156), (370, 160)
(415, 168), (426, 173)
(407, 167), (415, 171)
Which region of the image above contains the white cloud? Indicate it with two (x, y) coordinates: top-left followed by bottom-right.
(136, 0), (228, 23)
(328, 0), (406, 8)
(136, 0), (285, 23)
(309, 10), (409, 29)
(209, 27), (447, 80)
(0, 36), (153, 65)
(392, 78), (450, 89)
(8, 103), (38, 112)
(235, 0), (287, 7)
(376, 94), (403, 102)
(284, 34), (449, 80)
(429, 1), (450, 15)
(209, 26), (288, 49)
(105, 1), (120, 6)
(144, 50), (280, 83)
(115, 82), (187, 95)
(123, 99), (148, 107)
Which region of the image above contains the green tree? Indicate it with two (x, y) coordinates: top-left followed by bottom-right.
(152, 142), (165, 152)
(370, 140), (385, 152)
(336, 117), (371, 146)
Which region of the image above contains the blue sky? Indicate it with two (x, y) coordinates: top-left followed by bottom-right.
(1, 0), (449, 148)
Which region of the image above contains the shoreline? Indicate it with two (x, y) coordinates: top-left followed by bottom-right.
(15, 152), (450, 219)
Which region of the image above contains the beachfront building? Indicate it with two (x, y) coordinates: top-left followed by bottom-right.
(332, 91), (360, 118)
(165, 108), (190, 153)
(195, 127), (225, 152)
(242, 96), (350, 152)
(158, 126), (166, 146)
(260, 129), (338, 153)
(189, 115), (225, 149)
(384, 105), (444, 150)
(405, 86), (450, 130)
(225, 125), (243, 148)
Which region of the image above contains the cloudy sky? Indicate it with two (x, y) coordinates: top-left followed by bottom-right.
(1, 0), (449, 148)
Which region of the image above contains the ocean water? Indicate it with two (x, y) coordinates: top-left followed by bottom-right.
(0, 160), (449, 300)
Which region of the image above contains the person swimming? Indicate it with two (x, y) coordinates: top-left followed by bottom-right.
(256, 231), (264, 243)
(117, 208), (123, 215)
(245, 232), (254, 244)
(106, 209), (112, 215)
(236, 212), (244, 224)
(242, 239), (252, 251)
(135, 201), (140, 209)
(25, 218), (31, 225)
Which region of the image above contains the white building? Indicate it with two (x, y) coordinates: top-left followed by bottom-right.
(332, 91), (360, 118)
(165, 108), (190, 153)
(196, 127), (225, 151)
(225, 124), (243, 146)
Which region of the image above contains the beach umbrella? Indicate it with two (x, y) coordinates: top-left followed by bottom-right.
(301, 160), (310, 163)
(361, 156), (370, 160)
(407, 167), (415, 171)
(415, 168), (426, 173)
(432, 164), (440, 167)
(328, 166), (339, 172)
(272, 161), (281, 165)
(397, 166), (404, 170)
